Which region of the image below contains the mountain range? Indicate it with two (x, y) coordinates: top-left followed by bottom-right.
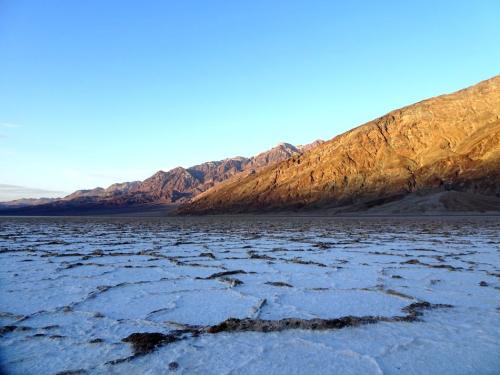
(1, 76), (499, 216)
(0, 142), (319, 215)
(181, 75), (500, 215)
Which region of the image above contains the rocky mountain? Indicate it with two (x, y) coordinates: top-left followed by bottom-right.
(56, 182), (140, 202)
(119, 142), (303, 205)
(0, 142), (309, 214)
(180, 76), (500, 215)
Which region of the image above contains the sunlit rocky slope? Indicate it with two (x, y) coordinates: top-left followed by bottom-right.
(181, 76), (500, 214)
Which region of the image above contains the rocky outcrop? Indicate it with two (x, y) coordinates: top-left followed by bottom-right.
(181, 76), (500, 214)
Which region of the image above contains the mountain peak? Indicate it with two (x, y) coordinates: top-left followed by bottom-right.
(276, 142), (297, 149)
(297, 139), (325, 152)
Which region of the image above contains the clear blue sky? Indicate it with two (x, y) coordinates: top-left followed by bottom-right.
(1, 0), (499, 199)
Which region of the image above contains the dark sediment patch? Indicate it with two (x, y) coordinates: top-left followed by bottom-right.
(121, 331), (190, 356)
(0, 326), (17, 336)
(248, 251), (275, 261)
(401, 302), (453, 318)
(313, 242), (334, 249)
(218, 277), (244, 287)
(401, 259), (463, 271)
(289, 257), (327, 267)
(265, 281), (293, 288)
(42, 325), (60, 330)
(114, 301), (452, 363)
(62, 262), (106, 270)
(0, 311), (23, 320)
(402, 259), (421, 265)
(202, 270), (248, 280)
(0, 325), (33, 336)
(55, 370), (87, 375)
(199, 252), (216, 259)
(206, 316), (383, 334)
(169, 362), (180, 371)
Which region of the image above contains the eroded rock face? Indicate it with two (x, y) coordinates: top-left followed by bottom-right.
(181, 76), (500, 214)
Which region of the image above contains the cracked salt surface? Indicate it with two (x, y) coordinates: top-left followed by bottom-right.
(0, 216), (499, 374)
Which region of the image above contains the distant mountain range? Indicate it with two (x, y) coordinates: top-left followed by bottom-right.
(1, 76), (499, 216)
(0, 142), (322, 215)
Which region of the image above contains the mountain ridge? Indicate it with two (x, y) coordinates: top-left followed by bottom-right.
(0, 141), (315, 214)
(2, 76), (499, 216)
(180, 75), (500, 215)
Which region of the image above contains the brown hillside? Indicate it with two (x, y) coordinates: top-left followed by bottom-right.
(181, 76), (500, 214)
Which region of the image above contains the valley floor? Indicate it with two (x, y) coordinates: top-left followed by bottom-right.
(0, 216), (499, 374)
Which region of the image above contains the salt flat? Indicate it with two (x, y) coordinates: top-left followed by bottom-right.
(0, 216), (498, 374)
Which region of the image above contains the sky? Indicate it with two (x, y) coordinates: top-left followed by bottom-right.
(1, 0), (499, 200)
